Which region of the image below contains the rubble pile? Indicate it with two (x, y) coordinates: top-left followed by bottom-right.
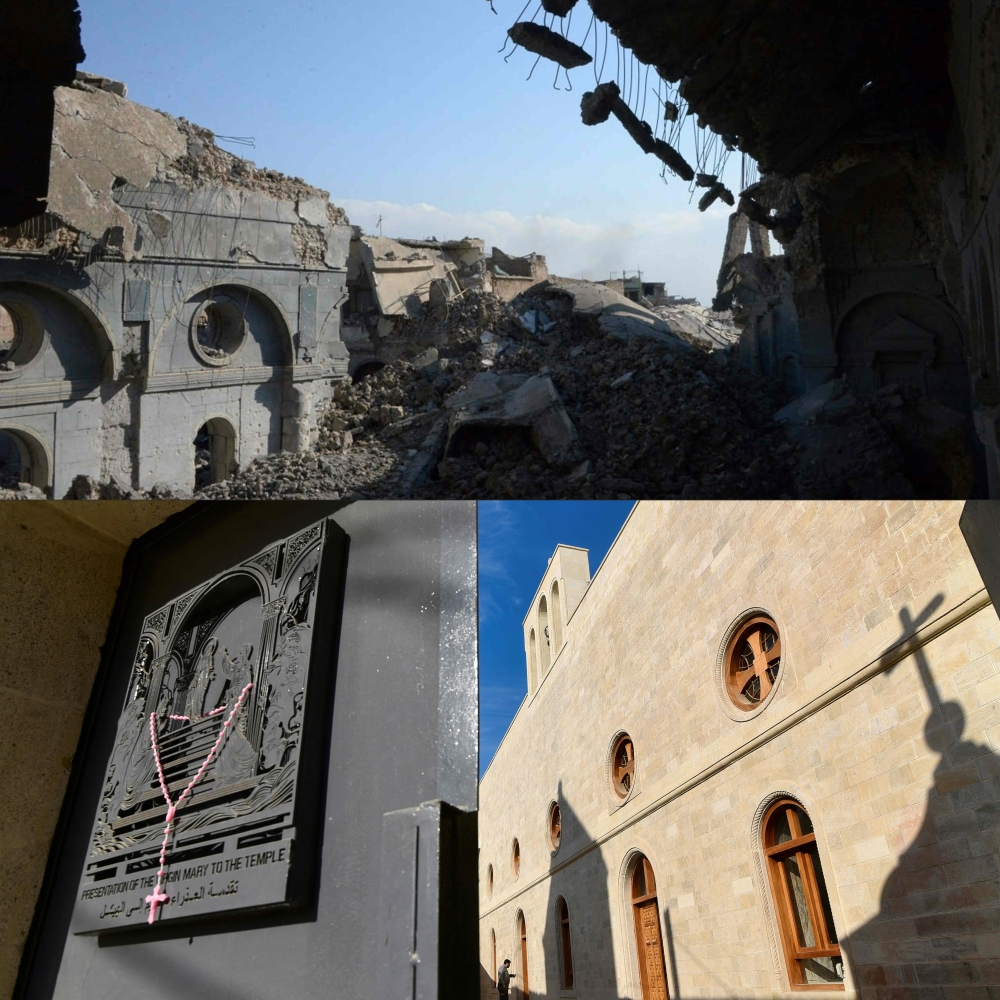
(194, 283), (942, 500)
(199, 286), (804, 499)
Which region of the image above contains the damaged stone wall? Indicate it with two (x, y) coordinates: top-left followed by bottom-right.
(0, 76), (353, 496)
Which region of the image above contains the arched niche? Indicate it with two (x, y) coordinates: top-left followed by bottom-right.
(0, 424), (52, 491)
(538, 596), (550, 675)
(152, 282), (294, 376)
(0, 282), (113, 384)
(837, 291), (971, 415)
(549, 581), (563, 652)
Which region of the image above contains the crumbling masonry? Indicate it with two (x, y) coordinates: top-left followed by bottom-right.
(0, 75), (351, 496)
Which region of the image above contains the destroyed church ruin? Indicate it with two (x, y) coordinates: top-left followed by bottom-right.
(0, 74), (352, 496)
(503, 0), (1000, 498)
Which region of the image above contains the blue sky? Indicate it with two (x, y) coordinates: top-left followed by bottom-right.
(79, 0), (753, 305)
(477, 501), (633, 775)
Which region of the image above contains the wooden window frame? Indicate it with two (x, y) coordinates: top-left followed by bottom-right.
(549, 802), (562, 851)
(611, 734), (636, 799)
(725, 615), (782, 711)
(557, 896), (574, 991)
(762, 799), (844, 991)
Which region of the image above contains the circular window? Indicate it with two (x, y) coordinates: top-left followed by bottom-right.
(725, 615), (782, 711)
(511, 838), (521, 879)
(548, 802), (562, 851)
(611, 733), (635, 799)
(189, 298), (247, 366)
(0, 297), (45, 379)
(487, 863), (494, 898)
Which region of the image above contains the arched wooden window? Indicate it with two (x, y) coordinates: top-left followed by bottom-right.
(725, 615), (781, 710)
(631, 856), (668, 1000)
(518, 911), (530, 999)
(492, 928), (497, 983)
(557, 897), (574, 989)
(550, 581), (563, 651)
(612, 734), (635, 798)
(549, 802), (562, 851)
(487, 863), (494, 898)
(528, 629), (538, 692)
(763, 799), (844, 988)
(538, 596), (551, 674)
(512, 838), (521, 878)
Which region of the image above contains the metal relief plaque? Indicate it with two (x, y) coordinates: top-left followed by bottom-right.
(73, 519), (336, 933)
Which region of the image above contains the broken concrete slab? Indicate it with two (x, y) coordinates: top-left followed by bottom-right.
(445, 373), (581, 467)
(544, 277), (692, 349)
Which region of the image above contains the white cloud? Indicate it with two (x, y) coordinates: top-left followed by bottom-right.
(340, 197), (734, 305)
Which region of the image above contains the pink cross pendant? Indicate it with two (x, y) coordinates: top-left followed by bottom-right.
(146, 884), (169, 924)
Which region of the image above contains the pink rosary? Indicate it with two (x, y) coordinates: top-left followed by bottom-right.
(145, 682), (253, 924)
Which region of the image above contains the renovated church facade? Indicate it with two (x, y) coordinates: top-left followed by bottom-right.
(479, 501), (999, 1000)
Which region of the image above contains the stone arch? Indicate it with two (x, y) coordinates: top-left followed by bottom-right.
(749, 787), (852, 993)
(150, 280), (295, 373)
(836, 290), (971, 414)
(549, 581), (563, 653)
(528, 628), (538, 694)
(0, 281), (116, 382)
(349, 357), (388, 382)
(615, 846), (672, 1000)
(538, 595), (550, 675)
(0, 423), (52, 491)
(194, 415), (238, 488)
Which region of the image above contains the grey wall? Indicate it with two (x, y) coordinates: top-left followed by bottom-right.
(16, 500), (478, 1000)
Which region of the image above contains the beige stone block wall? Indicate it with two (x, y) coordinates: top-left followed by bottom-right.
(479, 501), (995, 1000)
(0, 502), (189, 1000)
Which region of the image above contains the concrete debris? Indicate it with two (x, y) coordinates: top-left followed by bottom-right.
(507, 22), (593, 69)
(541, 0), (579, 14)
(543, 278), (691, 347)
(698, 182), (735, 212)
(651, 303), (739, 351)
(187, 282), (933, 500)
(580, 81), (694, 180)
(0, 482), (48, 500)
(446, 373), (582, 468)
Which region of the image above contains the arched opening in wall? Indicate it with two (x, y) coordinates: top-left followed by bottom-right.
(549, 581), (562, 652)
(517, 910), (529, 1000)
(352, 359), (386, 383)
(194, 418), (237, 489)
(630, 855), (669, 1000)
(487, 863), (494, 899)
(838, 291), (981, 497)
(538, 596), (550, 675)
(528, 629), (538, 693)
(511, 838), (521, 879)
(557, 896), (575, 990)
(0, 427), (50, 491)
(491, 928), (497, 984)
(762, 798), (844, 988)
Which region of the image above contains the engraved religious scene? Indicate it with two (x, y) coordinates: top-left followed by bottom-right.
(73, 520), (328, 932)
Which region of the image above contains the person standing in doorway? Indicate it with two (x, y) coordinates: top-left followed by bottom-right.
(497, 958), (516, 997)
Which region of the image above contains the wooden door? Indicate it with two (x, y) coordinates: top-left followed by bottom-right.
(634, 900), (669, 1000)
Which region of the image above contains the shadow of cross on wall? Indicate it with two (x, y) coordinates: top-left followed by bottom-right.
(845, 596), (1000, 1000)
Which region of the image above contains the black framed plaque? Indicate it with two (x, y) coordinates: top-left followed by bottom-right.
(72, 517), (345, 933)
